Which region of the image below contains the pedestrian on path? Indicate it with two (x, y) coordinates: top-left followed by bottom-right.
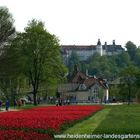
(0, 100), (2, 111)
(5, 100), (10, 111)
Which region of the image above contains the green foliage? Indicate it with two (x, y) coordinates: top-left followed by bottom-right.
(125, 41), (137, 61)
(109, 85), (120, 100)
(68, 44), (140, 81)
(118, 66), (140, 103)
(0, 7), (19, 102)
(119, 65), (138, 77)
(67, 50), (80, 72)
(115, 51), (131, 68)
(85, 53), (119, 78)
(12, 19), (67, 105)
(0, 12), (67, 103)
(134, 48), (140, 67)
(0, 7), (15, 46)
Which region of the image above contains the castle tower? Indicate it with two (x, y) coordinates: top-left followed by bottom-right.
(113, 40), (115, 46)
(96, 39), (103, 56)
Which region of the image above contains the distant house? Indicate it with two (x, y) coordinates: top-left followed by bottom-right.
(61, 39), (124, 64)
(58, 66), (109, 103)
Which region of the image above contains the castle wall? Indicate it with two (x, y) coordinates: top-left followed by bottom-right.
(61, 40), (124, 61)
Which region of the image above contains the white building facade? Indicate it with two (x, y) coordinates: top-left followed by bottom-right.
(61, 39), (124, 64)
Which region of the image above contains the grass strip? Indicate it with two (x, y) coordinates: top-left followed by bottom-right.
(63, 108), (111, 134)
(93, 105), (140, 134)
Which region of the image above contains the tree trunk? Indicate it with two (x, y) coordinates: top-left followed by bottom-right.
(33, 85), (37, 105)
(128, 84), (131, 105)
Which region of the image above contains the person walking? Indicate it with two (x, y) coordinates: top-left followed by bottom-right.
(0, 100), (2, 111)
(14, 99), (17, 108)
(5, 100), (10, 111)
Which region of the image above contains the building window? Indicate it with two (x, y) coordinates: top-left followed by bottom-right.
(93, 87), (98, 94)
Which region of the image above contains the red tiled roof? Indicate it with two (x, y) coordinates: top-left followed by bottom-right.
(70, 71), (87, 83)
(97, 78), (107, 88)
(83, 77), (96, 88)
(82, 77), (108, 89)
(68, 67), (108, 89)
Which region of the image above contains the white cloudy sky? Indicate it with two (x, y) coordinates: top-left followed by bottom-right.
(1, 0), (140, 47)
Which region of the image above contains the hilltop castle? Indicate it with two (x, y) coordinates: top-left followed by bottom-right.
(61, 39), (124, 64)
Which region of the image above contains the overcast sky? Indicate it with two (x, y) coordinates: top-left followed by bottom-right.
(1, 0), (140, 47)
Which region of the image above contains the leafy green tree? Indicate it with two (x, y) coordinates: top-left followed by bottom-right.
(125, 41), (137, 61)
(0, 7), (15, 47)
(109, 85), (122, 101)
(13, 19), (67, 105)
(119, 66), (139, 104)
(115, 52), (131, 68)
(80, 61), (87, 73)
(68, 50), (80, 72)
(87, 53), (101, 75)
(86, 53), (118, 78)
(0, 7), (17, 102)
(134, 48), (140, 67)
(0, 45), (21, 102)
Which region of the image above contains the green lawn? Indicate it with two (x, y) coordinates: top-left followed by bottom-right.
(63, 108), (111, 134)
(60, 104), (140, 140)
(94, 105), (140, 134)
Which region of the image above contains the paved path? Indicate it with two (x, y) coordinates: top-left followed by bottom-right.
(0, 108), (21, 112)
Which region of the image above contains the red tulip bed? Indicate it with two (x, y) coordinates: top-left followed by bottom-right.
(0, 105), (103, 140)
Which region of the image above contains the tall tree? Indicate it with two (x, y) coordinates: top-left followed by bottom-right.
(0, 7), (17, 102)
(0, 7), (15, 47)
(125, 41), (137, 61)
(119, 66), (139, 104)
(14, 19), (67, 105)
(134, 48), (140, 67)
(0, 44), (21, 101)
(0, 6), (16, 77)
(115, 52), (131, 68)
